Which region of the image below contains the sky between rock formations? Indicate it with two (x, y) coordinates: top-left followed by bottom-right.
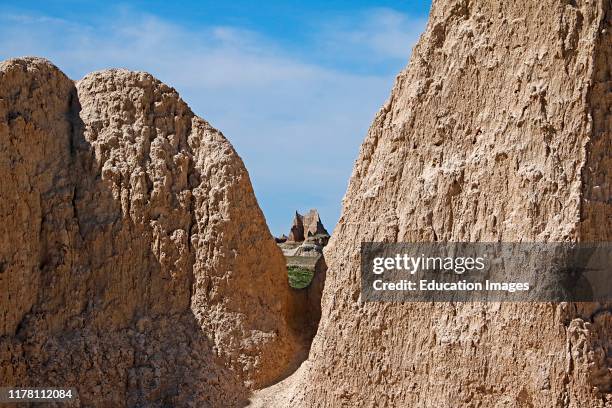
(0, 0), (431, 235)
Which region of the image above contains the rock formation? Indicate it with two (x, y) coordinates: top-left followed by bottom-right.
(0, 58), (298, 407)
(255, 0), (612, 406)
(287, 209), (328, 242)
(279, 209), (330, 258)
(275, 234), (289, 243)
(288, 212), (305, 242)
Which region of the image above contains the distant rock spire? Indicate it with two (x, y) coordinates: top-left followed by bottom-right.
(287, 209), (328, 242)
(303, 209), (329, 238)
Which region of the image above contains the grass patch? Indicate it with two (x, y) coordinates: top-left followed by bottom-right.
(287, 266), (314, 289)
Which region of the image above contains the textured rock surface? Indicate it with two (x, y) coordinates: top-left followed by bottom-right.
(0, 58), (297, 407)
(257, 0), (612, 406)
(288, 211), (306, 242)
(287, 209), (328, 242)
(301, 209), (328, 239)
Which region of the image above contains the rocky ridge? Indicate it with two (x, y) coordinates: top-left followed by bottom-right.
(254, 0), (612, 406)
(0, 58), (298, 407)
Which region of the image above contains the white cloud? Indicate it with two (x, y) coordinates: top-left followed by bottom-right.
(0, 8), (426, 234)
(309, 8), (427, 68)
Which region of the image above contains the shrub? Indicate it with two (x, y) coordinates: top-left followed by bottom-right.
(287, 266), (314, 289)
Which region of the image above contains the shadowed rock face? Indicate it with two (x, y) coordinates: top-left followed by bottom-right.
(261, 0), (610, 406)
(0, 58), (298, 407)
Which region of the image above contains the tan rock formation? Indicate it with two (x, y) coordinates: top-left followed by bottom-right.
(302, 209), (328, 238)
(0, 58), (297, 407)
(259, 0), (611, 406)
(288, 211), (305, 242)
(287, 209), (328, 242)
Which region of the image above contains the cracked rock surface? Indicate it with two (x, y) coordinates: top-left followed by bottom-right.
(0, 58), (298, 407)
(254, 0), (612, 406)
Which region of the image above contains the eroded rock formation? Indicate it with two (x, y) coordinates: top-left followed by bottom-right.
(0, 58), (298, 407)
(257, 0), (612, 406)
(287, 209), (328, 242)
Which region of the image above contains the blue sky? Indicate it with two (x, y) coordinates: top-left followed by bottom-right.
(0, 1), (431, 235)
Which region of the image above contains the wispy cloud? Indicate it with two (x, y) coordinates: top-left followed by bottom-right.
(306, 8), (427, 72)
(0, 7), (426, 234)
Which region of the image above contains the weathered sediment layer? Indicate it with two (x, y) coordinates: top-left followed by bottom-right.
(265, 0), (611, 406)
(0, 58), (298, 407)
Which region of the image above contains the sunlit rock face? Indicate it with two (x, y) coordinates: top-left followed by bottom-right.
(266, 0), (612, 406)
(287, 209), (329, 243)
(0, 57), (298, 407)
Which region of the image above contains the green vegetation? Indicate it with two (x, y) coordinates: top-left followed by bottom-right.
(287, 266), (314, 289)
